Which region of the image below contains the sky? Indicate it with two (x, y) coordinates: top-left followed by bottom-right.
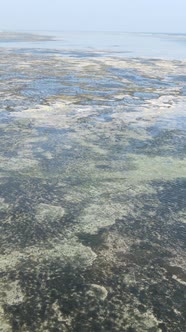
(0, 0), (186, 33)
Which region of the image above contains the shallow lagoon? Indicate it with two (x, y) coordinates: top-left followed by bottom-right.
(0, 32), (186, 332)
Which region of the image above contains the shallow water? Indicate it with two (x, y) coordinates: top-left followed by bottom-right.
(1, 31), (186, 59)
(0, 31), (186, 332)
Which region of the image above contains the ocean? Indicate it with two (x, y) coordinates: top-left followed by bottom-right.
(0, 31), (185, 332)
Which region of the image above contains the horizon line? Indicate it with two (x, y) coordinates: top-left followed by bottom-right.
(1, 29), (186, 35)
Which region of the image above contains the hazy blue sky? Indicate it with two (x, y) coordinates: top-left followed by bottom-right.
(1, 0), (186, 33)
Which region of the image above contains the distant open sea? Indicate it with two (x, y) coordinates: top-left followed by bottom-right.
(0, 31), (186, 59)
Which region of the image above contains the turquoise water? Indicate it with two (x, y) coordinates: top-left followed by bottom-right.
(0, 31), (185, 332)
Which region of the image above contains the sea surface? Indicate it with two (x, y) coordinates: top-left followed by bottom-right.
(0, 31), (186, 332)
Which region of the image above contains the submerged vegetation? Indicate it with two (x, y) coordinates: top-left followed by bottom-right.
(0, 33), (186, 331)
